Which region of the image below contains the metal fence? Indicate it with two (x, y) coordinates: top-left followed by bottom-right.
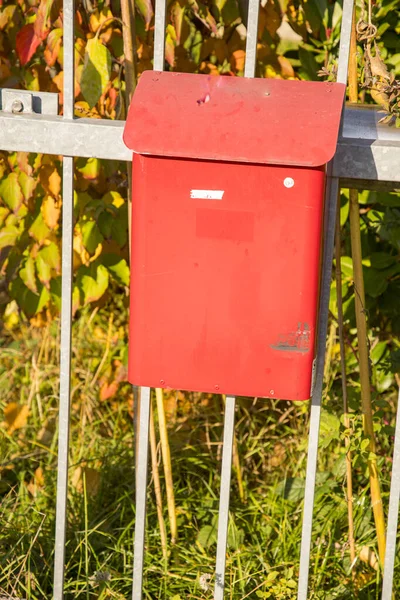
(1, 0), (400, 598)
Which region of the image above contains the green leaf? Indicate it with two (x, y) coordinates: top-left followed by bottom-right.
(0, 225), (18, 250)
(18, 171), (36, 201)
(298, 46), (319, 80)
(77, 157), (102, 181)
(340, 256), (353, 278)
(0, 206), (9, 227)
(102, 254), (130, 286)
(340, 195), (349, 226)
(10, 277), (50, 317)
(363, 267), (388, 298)
(80, 38), (112, 108)
(374, 192), (400, 207)
(98, 209), (114, 239)
(77, 262), (109, 304)
(227, 524), (244, 550)
(0, 173), (24, 212)
(371, 341), (388, 365)
(81, 220), (104, 254)
(319, 409), (340, 449)
(38, 242), (60, 271)
(136, 0), (154, 28)
(111, 209), (128, 248)
(197, 524), (217, 548)
(369, 252), (396, 270)
(20, 255), (37, 293)
(50, 276), (61, 311)
(36, 243), (60, 285)
(360, 438), (370, 452)
(276, 477), (305, 502)
(29, 212), (51, 243)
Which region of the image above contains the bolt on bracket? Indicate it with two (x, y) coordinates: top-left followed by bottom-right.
(0, 89), (59, 116)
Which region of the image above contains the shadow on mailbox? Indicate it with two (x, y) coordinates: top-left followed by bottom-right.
(123, 72), (345, 401)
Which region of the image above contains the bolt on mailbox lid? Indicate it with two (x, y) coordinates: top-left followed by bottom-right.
(123, 71), (346, 166)
(123, 72), (346, 401)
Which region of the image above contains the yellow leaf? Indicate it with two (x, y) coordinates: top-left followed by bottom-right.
(370, 85), (390, 112)
(27, 467), (45, 497)
(73, 229), (90, 266)
(72, 465), (101, 496)
(40, 164), (61, 197)
(359, 546), (378, 571)
(3, 402), (29, 433)
(42, 195), (61, 229)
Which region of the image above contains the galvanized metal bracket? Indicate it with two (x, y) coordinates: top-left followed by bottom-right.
(0, 89), (58, 116)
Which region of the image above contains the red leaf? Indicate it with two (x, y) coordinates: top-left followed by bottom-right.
(34, 0), (54, 41)
(16, 24), (41, 65)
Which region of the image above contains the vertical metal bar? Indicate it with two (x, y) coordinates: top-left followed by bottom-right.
(153, 0), (167, 71)
(244, 0), (260, 78)
(297, 2), (354, 598)
(53, 2), (75, 599)
(62, 0), (75, 120)
(381, 387), (400, 599)
(132, 386), (151, 600)
(297, 176), (340, 600)
(53, 155), (74, 600)
(336, 0), (357, 87)
(130, 0), (166, 593)
(214, 396), (236, 600)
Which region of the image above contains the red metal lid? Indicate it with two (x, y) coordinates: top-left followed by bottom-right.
(123, 71), (345, 167)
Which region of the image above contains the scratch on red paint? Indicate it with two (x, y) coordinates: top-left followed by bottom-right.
(271, 322), (311, 354)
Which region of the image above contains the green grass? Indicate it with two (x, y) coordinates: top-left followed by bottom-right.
(0, 300), (399, 599)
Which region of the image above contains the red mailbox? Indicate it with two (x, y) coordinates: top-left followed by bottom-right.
(123, 71), (345, 401)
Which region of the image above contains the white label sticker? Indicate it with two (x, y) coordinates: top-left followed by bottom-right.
(284, 177), (295, 188)
(190, 189), (224, 200)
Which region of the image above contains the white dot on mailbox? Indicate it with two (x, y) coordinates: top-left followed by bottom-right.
(284, 177), (294, 188)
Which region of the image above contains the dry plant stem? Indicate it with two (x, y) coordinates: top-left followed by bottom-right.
(224, 394), (244, 501)
(121, 0), (137, 261)
(335, 199), (356, 568)
(349, 190), (386, 564)
(121, 0), (137, 104)
(232, 432), (245, 502)
(149, 399), (168, 562)
(348, 9), (359, 104)
(90, 312), (114, 388)
(347, 6), (386, 567)
(155, 387), (178, 544)
(324, 320), (337, 383)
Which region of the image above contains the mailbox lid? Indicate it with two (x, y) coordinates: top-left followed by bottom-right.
(123, 71), (345, 167)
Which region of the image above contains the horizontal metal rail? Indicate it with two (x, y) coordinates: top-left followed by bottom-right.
(0, 107), (399, 187)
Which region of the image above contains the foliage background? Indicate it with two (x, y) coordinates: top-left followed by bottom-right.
(1, 0), (400, 598)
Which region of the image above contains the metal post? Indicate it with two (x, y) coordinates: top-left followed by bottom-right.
(214, 396), (236, 599)
(297, 176), (340, 600)
(297, 1), (355, 598)
(381, 387), (400, 599)
(244, 0), (259, 78)
(53, 1), (75, 598)
(132, 387), (151, 600)
(153, 0), (167, 71)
